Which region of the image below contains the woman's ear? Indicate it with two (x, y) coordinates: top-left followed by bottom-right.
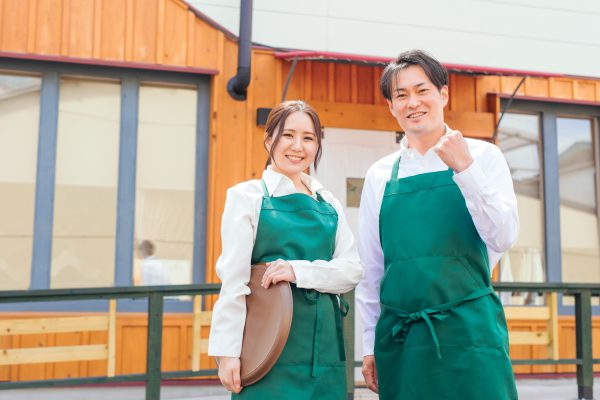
(264, 133), (272, 152)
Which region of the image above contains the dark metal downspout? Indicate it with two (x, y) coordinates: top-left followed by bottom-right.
(227, 0), (253, 101)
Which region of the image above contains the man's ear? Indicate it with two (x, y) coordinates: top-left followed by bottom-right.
(386, 99), (396, 117)
(440, 85), (449, 108)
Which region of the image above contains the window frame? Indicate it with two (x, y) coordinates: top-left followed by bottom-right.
(0, 57), (211, 312)
(502, 98), (600, 315)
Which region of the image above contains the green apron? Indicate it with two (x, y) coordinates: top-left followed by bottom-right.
(233, 180), (347, 399)
(374, 157), (518, 400)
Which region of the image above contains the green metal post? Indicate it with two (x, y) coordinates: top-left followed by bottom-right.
(575, 290), (593, 400)
(146, 293), (164, 400)
(342, 290), (355, 400)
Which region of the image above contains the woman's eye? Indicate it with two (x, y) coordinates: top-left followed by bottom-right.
(304, 136), (314, 141)
(283, 133), (293, 138)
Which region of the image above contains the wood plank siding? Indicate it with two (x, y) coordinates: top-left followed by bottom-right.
(1, 0), (600, 380)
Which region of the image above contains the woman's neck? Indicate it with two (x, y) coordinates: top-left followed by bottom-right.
(271, 166), (311, 195)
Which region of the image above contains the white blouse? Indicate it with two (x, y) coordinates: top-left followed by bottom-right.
(356, 131), (520, 356)
(208, 167), (363, 358)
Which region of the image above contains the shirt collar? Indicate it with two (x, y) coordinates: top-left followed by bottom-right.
(399, 124), (450, 158)
(262, 166), (324, 197)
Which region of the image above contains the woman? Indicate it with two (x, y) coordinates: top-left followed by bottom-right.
(208, 100), (362, 399)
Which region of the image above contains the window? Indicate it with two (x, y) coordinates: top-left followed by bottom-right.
(557, 117), (599, 283)
(133, 84), (197, 287)
(497, 112), (545, 305)
(51, 77), (121, 288)
(497, 99), (600, 310)
(0, 72), (41, 289)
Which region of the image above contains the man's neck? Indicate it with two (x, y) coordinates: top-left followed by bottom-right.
(405, 125), (446, 155)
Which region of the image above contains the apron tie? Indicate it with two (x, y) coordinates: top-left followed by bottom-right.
(301, 290), (348, 377)
(380, 286), (494, 360)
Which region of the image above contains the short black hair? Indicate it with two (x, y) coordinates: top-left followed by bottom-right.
(380, 49), (449, 101)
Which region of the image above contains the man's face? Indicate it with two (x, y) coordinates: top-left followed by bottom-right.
(386, 65), (448, 136)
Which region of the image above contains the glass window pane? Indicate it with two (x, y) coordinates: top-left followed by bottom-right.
(497, 112), (545, 305)
(557, 117), (599, 283)
(0, 72), (41, 289)
(134, 84), (197, 286)
(51, 78), (120, 288)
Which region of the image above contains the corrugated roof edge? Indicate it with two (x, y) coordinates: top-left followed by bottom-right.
(274, 50), (600, 80)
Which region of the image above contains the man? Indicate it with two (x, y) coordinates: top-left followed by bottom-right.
(356, 50), (519, 399)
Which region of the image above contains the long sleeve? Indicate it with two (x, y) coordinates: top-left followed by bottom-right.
(288, 192), (363, 294)
(453, 143), (520, 260)
(355, 167), (385, 357)
(207, 186), (255, 357)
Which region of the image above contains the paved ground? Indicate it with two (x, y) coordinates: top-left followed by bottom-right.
(1, 378), (599, 399)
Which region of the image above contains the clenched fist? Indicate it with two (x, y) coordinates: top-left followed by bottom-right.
(433, 130), (473, 173)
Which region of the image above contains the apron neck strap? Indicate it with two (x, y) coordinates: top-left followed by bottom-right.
(390, 156), (401, 181)
(260, 179), (270, 197)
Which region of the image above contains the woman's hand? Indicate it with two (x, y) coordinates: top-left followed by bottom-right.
(262, 259), (296, 288)
(216, 356), (242, 393)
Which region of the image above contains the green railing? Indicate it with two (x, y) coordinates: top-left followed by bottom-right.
(0, 282), (598, 399)
(0, 284), (220, 400)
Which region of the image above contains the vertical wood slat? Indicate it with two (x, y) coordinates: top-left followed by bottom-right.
(156, 0), (165, 64)
(93, 0), (102, 58)
(327, 63), (335, 102)
(304, 62), (312, 100)
(191, 295), (201, 371)
(0, 0), (4, 48)
(548, 292), (559, 360)
(107, 299), (116, 377)
(26, 0), (36, 52)
(350, 65), (358, 104)
(60, 0), (71, 56)
(186, 10), (195, 66)
(125, 0), (134, 61)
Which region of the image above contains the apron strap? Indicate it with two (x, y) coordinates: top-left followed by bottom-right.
(331, 294), (348, 362)
(390, 156), (401, 181)
(380, 286), (494, 360)
(260, 180), (270, 197)
(301, 290), (348, 377)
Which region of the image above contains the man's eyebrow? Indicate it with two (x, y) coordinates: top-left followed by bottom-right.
(393, 82), (429, 92)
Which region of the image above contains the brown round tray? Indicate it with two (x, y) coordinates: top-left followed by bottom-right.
(240, 263), (293, 386)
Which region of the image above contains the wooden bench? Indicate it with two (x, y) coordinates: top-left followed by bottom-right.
(504, 292), (559, 359)
(0, 299), (117, 376)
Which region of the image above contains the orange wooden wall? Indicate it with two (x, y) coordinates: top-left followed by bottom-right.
(2, 0), (600, 381)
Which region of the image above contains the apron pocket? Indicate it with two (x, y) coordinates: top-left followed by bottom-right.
(380, 255), (484, 311)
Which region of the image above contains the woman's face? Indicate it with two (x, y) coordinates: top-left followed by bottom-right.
(267, 111), (318, 178)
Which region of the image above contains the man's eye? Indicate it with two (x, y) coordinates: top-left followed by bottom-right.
(419, 89), (429, 94)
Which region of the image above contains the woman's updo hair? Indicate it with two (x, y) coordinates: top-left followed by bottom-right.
(263, 100), (324, 171)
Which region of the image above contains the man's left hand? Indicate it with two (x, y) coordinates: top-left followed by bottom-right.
(262, 259), (296, 288)
(433, 130), (474, 173)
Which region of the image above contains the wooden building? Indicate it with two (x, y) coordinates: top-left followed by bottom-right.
(1, 0), (600, 380)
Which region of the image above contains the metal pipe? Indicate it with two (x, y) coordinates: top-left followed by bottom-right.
(227, 0), (253, 101)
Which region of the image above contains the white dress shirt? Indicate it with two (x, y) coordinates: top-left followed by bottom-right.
(208, 167), (363, 357)
(356, 129), (519, 356)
